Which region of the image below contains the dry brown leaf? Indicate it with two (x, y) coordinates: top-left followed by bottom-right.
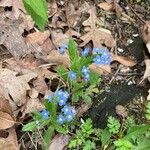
(23, 98), (44, 114)
(0, 69), (37, 109)
(0, 99), (19, 150)
(0, 127), (19, 150)
(89, 64), (111, 74)
(4, 58), (56, 94)
(45, 50), (70, 67)
(140, 21), (150, 53)
(26, 31), (50, 45)
(76, 103), (92, 118)
(12, 0), (25, 19)
(51, 29), (80, 48)
(98, 2), (113, 11)
(143, 59), (150, 81)
(0, 111), (15, 130)
(0, 0), (12, 7)
(65, 3), (81, 27)
(112, 54), (136, 66)
(20, 14), (34, 31)
(48, 0), (57, 18)
(80, 6), (115, 48)
(49, 134), (69, 150)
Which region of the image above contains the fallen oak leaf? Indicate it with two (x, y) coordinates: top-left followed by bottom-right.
(80, 6), (115, 48)
(0, 111), (15, 130)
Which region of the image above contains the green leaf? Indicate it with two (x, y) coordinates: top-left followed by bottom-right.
(43, 126), (54, 150)
(68, 39), (79, 62)
(22, 121), (37, 131)
(114, 139), (133, 149)
(133, 138), (150, 150)
(124, 125), (150, 141)
(101, 128), (112, 147)
(56, 66), (68, 81)
(83, 140), (96, 150)
(23, 0), (48, 31)
(107, 116), (120, 134)
(89, 72), (101, 86)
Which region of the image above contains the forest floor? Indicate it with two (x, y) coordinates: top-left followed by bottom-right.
(0, 0), (150, 149)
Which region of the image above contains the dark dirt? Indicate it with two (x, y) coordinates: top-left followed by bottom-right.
(88, 83), (149, 128)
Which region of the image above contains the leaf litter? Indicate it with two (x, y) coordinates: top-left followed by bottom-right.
(0, 0), (149, 149)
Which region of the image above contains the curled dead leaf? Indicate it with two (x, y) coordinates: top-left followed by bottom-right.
(112, 54), (136, 66)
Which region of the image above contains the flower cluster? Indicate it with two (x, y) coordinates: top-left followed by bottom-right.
(57, 105), (75, 124)
(55, 89), (69, 106)
(40, 89), (75, 125)
(81, 66), (90, 81)
(58, 44), (68, 55)
(93, 47), (111, 65)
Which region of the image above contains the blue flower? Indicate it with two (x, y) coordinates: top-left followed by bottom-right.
(93, 48), (111, 65)
(84, 73), (90, 81)
(48, 94), (53, 102)
(81, 47), (90, 56)
(40, 109), (50, 119)
(58, 44), (68, 55)
(81, 66), (90, 74)
(93, 47), (100, 53)
(55, 89), (69, 106)
(58, 99), (67, 106)
(62, 105), (72, 115)
(68, 71), (77, 80)
(65, 113), (74, 122)
(57, 114), (65, 124)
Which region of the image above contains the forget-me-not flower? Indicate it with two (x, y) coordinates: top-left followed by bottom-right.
(57, 114), (65, 124)
(40, 109), (50, 119)
(68, 71), (77, 81)
(81, 47), (90, 56)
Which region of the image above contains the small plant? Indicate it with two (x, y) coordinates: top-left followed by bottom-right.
(22, 89), (75, 149)
(22, 39), (110, 149)
(68, 119), (98, 150)
(56, 39), (111, 103)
